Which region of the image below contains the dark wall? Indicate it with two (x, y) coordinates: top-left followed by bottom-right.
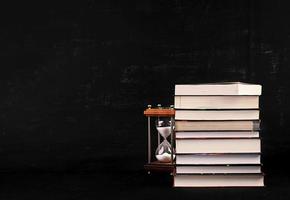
(0, 0), (289, 173)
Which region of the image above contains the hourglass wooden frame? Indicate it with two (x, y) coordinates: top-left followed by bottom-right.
(143, 105), (175, 173)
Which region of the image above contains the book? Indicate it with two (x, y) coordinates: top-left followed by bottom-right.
(174, 96), (259, 109)
(175, 131), (259, 138)
(173, 174), (264, 187)
(176, 154), (261, 165)
(176, 165), (261, 174)
(175, 138), (261, 154)
(175, 110), (259, 120)
(175, 120), (260, 131)
(175, 82), (262, 96)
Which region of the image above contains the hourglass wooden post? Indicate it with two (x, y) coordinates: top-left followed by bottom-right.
(143, 105), (175, 174)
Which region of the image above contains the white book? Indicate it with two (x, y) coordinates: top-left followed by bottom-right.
(175, 120), (260, 131)
(175, 131), (259, 138)
(176, 165), (261, 174)
(176, 154), (261, 165)
(174, 96), (259, 109)
(175, 110), (259, 120)
(175, 82), (262, 96)
(176, 138), (261, 154)
(174, 174), (264, 187)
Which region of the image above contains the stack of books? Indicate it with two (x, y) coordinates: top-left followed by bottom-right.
(173, 82), (264, 187)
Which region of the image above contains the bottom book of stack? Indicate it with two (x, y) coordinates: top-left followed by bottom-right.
(174, 173), (264, 187)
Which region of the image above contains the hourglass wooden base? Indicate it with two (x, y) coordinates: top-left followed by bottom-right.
(144, 161), (174, 174)
(143, 106), (175, 174)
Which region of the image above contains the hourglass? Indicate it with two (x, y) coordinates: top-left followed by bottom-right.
(143, 105), (175, 173)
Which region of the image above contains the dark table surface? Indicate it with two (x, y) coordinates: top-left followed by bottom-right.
(0, 155), (289, 200)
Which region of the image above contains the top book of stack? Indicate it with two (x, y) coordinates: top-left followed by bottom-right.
(175, 82), (262, 96)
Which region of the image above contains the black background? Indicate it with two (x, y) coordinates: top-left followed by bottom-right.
(0, 0), (290, 199)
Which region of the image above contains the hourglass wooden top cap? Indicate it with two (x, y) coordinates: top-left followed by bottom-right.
(144, 107), (175, 117)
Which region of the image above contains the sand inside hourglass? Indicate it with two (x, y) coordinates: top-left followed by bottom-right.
(156, 126), (171, 138)
(156, 153), (172, 162)
(156, 152), (175, 162)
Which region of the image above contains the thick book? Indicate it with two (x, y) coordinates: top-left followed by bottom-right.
(175, 131), (259, 138)
(173, 174), (264, 187)
(175, 82), (262, 96)
(175, 138), (261, 154)
(176, 154), (261, 165)
(176, 165), (261, 174)
(175, 110), (259, 120)
(174, 96), (259, 109)
(175, 120), (260, 131)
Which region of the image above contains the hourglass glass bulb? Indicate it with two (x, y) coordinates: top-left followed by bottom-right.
(155, 117), (175, 163)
